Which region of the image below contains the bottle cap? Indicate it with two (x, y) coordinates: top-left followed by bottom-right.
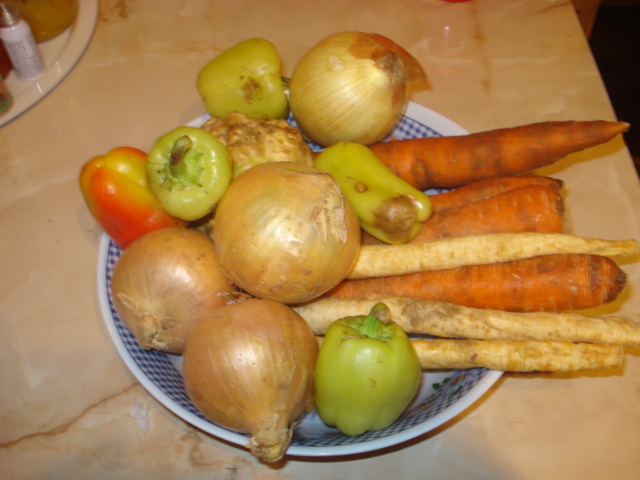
(0, 3), (21, 28)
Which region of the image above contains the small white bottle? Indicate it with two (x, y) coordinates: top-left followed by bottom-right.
(0, 2), (44, 82)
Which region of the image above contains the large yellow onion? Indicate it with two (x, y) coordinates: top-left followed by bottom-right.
(111, 228), (237, 353)
(212, 161), (361, 304)
(182, 299), (319, 463)
(289, 31), (427, 147)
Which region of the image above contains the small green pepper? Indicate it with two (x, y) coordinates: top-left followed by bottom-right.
(147, 127), (232, 221)
(314, 303), (422, 436)
(314, 142), (432, 244)
(196, 38), (289, 120)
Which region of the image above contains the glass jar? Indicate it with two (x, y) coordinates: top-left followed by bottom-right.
(0, 74), (12, 116)
(3, 0), (77, 43)
(0, 40), (11, 78)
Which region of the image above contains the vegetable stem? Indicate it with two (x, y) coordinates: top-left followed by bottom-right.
(170, 135), (193, 167)
(354, 303), (390, 341)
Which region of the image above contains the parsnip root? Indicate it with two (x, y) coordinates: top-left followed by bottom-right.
(294, 297), (640, 348)
(313, 335), (623, 371)
(411, 339), (623, 372)
(349, 233), (640, 279)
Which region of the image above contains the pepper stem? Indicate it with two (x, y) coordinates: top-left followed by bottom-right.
(356, 303), (390, 340)
(170, 135), (193, 167)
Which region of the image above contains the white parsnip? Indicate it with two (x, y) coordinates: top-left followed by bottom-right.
(298, 233), (640, 373)
(314, 336), (623, 371)
(411, 339), (624, 372)
(293, 297), (640, 348)
(348, 233), (640, 279)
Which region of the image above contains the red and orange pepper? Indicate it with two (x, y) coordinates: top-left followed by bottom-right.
(79, 146), (187, 250)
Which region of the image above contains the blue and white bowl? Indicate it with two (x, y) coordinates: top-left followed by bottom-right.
(97, 102), (503, 457)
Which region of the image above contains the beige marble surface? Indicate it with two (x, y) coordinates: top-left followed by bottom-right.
(1, 0), (640, 478)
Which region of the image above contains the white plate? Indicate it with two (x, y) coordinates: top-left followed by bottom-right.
(97, 102), (503, 457)
(0, 0), (98, 126)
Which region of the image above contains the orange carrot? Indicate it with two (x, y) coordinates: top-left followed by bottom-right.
(361, 184), (567, 245)
(323, 254), (627, 312)
(417, 184), (567, 240)
(429, 176), (563, 213)
(369, 121), (630, 190)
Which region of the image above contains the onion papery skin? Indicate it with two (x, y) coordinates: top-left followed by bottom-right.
(111, 228), (237, 354)
(182, 299), (319, 463)
(213, 161), (361, 304)
(289, 31), (427, 147)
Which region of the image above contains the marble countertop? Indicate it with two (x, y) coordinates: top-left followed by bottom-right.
(2, 0), (639, 478)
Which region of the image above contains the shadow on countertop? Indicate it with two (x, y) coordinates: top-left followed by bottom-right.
(588, 1), (640, 174)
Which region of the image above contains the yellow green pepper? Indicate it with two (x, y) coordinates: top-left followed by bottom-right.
(196, 38), (289, 120)
(314, 303), (422, 436)
(146, 127), (232, 221)
(314, 142), (432, 244)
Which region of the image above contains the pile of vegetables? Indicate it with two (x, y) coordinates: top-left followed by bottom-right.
(79, 32), (640, 463)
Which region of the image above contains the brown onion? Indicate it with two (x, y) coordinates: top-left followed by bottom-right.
(182, 299), (319, 463)
(212, 161), (361, 304)
(111, 227), (237, 353)
(289, 31), (427, 146)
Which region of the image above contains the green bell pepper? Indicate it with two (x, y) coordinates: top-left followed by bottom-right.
(314, 142), (433, 244)
(146, 126), (232, 221)
(314, 303), (422, 436)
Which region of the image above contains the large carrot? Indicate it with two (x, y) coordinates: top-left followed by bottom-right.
(324, 254), (627, 312)
(418, 185), (567, 240)
(361, 184), (567, 245)
(429, 176), (563, 213)
(369, 121), (630, 190)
